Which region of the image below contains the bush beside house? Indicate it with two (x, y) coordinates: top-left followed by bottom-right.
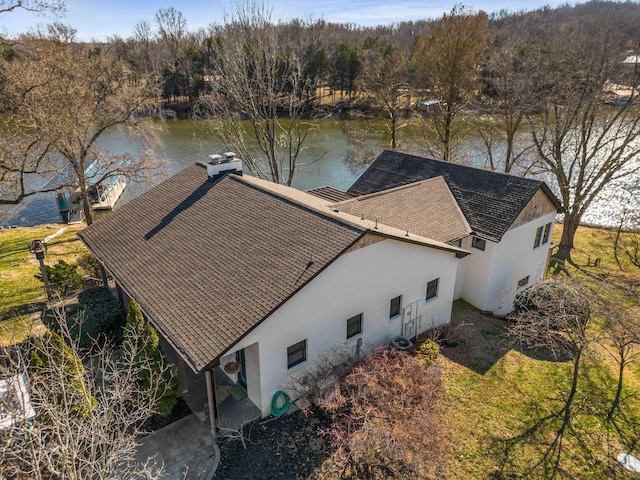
(123, 299), (181, 417)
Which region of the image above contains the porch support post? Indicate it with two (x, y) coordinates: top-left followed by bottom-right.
(205, 370), (217, 438)
(99, 264), (109, 289)
(177, 356), (188, 394)
(116, 284), (125, 308)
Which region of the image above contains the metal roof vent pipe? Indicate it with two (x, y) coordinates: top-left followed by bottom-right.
(206, 152), (243, 181)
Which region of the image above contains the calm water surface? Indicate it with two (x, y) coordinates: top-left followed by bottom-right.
(1, 118), (637, 228)
(0, 119), (367, 227)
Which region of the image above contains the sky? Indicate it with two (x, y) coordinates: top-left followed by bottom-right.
(1, 0), (573, 42)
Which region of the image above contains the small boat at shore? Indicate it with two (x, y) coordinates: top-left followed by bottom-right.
(87, 175), (126, 211)
(42, 162), (127, 224)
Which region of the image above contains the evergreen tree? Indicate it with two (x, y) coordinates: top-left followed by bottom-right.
(29, 331), (96, 419)
(123, 299), (181, 417)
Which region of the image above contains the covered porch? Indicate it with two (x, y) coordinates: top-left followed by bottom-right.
(161, 337), (261, 432)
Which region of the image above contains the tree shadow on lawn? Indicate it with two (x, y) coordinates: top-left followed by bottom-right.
(484, 338), (640, 478)
(443, 301), (570, 375)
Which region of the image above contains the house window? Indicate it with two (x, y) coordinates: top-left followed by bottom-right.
(426, 278), (440, 301)
(346, 313), (363, 339)
(390, 295), (402, 318)
(533, 226), (543, 248)
(517, 276), (530, 288)
(542, 222), (552, 244)
(287, 339), (307, 369)
(471, 237), (486, 251)
(450, 238), (462, 248)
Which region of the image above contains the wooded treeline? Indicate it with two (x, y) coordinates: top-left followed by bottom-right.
(4, 2), (638, 108)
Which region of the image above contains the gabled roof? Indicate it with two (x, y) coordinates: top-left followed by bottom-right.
(348, 150), (562, 242)
(332, 177), (471, 243)
(79, 164), (466, 373)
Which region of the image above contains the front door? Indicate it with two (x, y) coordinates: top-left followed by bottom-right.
(236, 349), (247, 388)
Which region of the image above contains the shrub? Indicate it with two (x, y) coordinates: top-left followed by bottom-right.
(76, 253), (102, 279)
(35, 260), (83, 296)
(123, 299), (181, 417)
(415, 338), (440, 365)
(78, 287), (122, 331)
(27, 331), (97, 419)
(43, 288), (123, 348)
(322, 347), (447, 478)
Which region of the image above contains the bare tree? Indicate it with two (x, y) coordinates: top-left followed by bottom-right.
(356, 47), (411, 150)
(477, 26), (537, 174)
(412, 5), (489, 162)
(0, 306), (174, 479)
(0, 0), (64, 16)
(155, 6), (187, 60)
(508, 279), (592, 476)
(524, 23), (640, 260)
(0, 38), (161, 224)
(195, 1), (317, 186)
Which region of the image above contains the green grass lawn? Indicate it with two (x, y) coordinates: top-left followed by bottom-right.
(0, 224), (88, 343)
(442, 223), (640, 479)
(2, 221), (639, 478)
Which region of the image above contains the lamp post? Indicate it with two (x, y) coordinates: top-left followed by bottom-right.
(29, 240), (51, 300)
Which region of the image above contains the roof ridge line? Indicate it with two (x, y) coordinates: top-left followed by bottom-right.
(230, 174), (466, 255)
(378, 150), (544, 184)
(333, 177), (443, 205)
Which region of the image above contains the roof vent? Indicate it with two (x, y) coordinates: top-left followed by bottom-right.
(207, 152), (243, 180)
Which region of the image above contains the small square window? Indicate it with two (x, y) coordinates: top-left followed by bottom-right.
(517, 276), (530, 288)
(346, 313), (363, 339)
(426, 278), (439, 301)
(390, 295), (402, 318)
(471, 237), (486, 251)
(287, 339), (307, 369)
(450, 238), (462, 248)
(534, 226), (543, 248)
(542, 222), (552, 244)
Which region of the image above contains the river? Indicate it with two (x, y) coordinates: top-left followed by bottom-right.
(0, 119), (368, 227)
(0, 118), (637, 229)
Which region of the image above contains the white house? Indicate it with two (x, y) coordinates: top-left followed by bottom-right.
(343, 150), (562, 316)
(78, 150), (560, 430)
(78, 155), (468, 427)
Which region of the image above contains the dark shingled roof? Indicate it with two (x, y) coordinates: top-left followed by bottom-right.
(306, 186), (353, 203)
(78, 165), (363, 373)
(348, 150), (561, 242)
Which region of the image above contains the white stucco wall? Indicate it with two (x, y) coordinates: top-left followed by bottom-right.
(484, 214), (557, 315)
(225, 238), (460, 416)
(457, 236), (495, 309)
(455, 215), (556, 315)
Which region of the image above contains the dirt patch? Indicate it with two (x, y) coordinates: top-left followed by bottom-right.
(214, 406), (333, 480)
(439, 303), (512, 374)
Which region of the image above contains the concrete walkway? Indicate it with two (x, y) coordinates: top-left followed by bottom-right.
(134, 414), (220, 480)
